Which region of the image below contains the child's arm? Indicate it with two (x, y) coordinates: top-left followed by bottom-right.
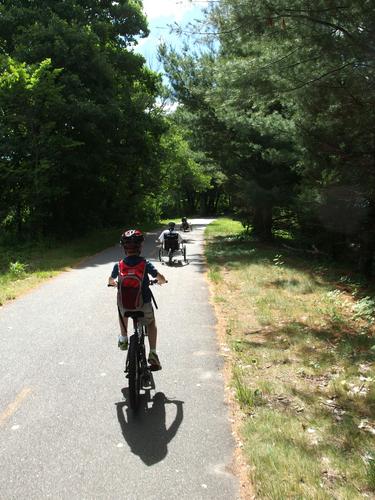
(108, 263), (119, 286)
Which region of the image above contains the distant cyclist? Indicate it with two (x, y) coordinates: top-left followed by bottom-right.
(158, 222), (183, 246)
(108, 229), (167, 371)
(180, 217), (190, 232)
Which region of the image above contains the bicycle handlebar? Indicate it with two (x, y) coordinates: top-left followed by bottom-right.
(107, 279), (167, 287)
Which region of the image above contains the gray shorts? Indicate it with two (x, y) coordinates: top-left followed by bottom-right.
(119, 302), (155, 326)
(138, 302), (155, 326)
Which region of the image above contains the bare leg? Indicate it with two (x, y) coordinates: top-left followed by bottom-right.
(147, 320), (157, 350)
(118, 313), (128, 336)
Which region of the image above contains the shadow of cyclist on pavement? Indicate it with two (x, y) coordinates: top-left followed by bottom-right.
(115, 391), (184, 466)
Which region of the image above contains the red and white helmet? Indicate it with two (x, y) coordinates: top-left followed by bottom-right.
(120, 229), (144, 250)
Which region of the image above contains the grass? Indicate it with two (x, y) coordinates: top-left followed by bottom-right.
(0, 221), (161, 306)
(205, 218), (375, 499)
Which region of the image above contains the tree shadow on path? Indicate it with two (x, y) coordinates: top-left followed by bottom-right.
(115, 391), (184, 466)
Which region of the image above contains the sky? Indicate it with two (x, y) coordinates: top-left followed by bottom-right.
(134, 0), (209, 73)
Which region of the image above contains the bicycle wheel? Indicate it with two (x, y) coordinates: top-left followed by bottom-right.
(183, 245), (187, 262)
(128, 336), (141, 411)
(168, 249), (173, 265)
(139, 328), (151, 388)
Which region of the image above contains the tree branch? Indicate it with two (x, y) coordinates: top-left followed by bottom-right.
(283, 62), (353, 92)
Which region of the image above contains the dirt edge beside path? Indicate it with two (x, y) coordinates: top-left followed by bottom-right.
(204, 260), (255, 499)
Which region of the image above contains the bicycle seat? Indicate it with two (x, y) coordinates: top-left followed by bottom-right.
(164, 234), (179, 252)
(124, 311), (145, 318)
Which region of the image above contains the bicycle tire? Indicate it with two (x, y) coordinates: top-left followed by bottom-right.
(168, 249), (173, 266)
(183, 245), (187, 262)
(128, 336), (140, 411)
(158, 247), (162, 262)
(139, 327), (150, 387)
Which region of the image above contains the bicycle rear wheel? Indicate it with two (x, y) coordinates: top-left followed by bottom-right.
(128, 336), (140, 411)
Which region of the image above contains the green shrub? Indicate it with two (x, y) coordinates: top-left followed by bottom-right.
(352, 296), (375, 323)
(9, 261), (28, 277)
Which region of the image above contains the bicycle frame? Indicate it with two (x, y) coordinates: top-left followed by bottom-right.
(158, 242), (187, 265)
(125, 316), (153, 411)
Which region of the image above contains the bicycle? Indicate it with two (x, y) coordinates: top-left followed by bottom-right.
(180, 219), (192, 232)
(158, 238), (187, 265)
(124, 308), (152, 410)
(108, 279), (163, 411)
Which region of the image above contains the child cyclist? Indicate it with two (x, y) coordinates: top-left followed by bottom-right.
(108, 229), (167, 371)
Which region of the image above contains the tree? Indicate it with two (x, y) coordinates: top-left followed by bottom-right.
(210, 0), (375, 271)
(160, 40), (299, 239)
(0, 0), (165, 238)
(176, 0), (375, 273)
(157, 115), (212, 216)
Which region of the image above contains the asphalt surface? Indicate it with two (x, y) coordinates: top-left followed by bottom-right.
(0, 218), (239, 500)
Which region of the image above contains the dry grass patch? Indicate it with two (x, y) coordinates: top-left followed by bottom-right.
(206, 218), (375, 499)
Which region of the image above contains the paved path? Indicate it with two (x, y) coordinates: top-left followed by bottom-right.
(0, 219), (239, 499)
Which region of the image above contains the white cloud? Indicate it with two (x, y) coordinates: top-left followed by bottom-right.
(142, 0), (203, 21)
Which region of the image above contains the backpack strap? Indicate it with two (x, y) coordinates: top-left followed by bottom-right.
(119, 259), (125, 274)
(138, 258), (147, 279)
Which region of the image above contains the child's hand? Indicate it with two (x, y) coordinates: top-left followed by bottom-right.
(108, 277), (117, 287)
(157, 273), (167, 285)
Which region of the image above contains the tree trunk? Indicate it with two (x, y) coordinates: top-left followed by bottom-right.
(358, 202), (375, 280)
(252, 205), (273, 241)
(199, 193), (208, 215)
(16, 201), (22, 236)
(214, 192), (221, 212)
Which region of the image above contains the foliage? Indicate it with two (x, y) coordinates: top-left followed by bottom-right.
(160, 0), (375, 276)
(0, 0), (165, 239)
(352, 297), (375, 324)
(159, 109), (228, 215)
(8, 260), (28, 277)
(211, 0), (375, 271)
(160, 19), (300, 239)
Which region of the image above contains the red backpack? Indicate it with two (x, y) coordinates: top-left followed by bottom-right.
(117, 259), (146, 312)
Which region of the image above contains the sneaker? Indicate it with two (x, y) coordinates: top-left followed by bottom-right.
(118, 337), (128, 351)
(148, 352), (162, 371)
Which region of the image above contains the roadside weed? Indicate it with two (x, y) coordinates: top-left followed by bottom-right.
(352, 296), (375, 323)
(9, 260), (28, 277)
(233, 366), (264, 410)
(208, 265), (222, 283)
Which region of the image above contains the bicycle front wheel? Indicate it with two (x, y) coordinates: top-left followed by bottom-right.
(128, 336), (140, 411)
